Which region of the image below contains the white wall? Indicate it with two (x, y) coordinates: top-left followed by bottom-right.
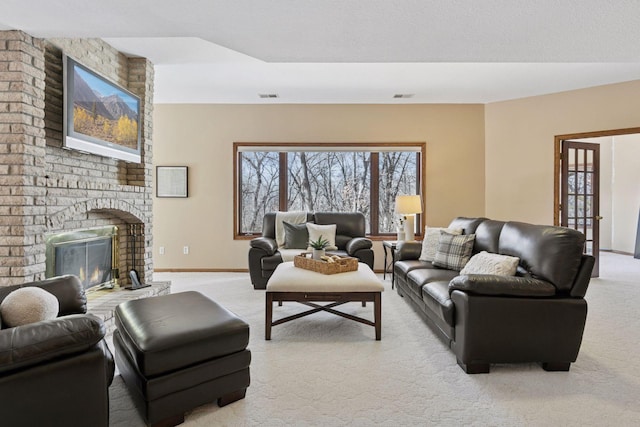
(580, 136), (613, 250)
(611, 134), (640, 253)
(572, 134), (640, 254)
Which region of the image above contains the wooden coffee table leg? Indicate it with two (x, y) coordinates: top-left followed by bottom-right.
(374, 292), (381, 340)
(265, 292), (273, 340)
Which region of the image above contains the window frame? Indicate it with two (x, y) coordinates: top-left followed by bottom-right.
(233, 142), (426, 240)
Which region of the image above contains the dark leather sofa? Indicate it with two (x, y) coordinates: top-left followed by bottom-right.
(394, 217), (595, 374)
(0, 275), (115, 427)
(249, 212), (374, 289)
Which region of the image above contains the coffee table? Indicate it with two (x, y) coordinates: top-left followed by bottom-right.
(265, 261), (384, 340)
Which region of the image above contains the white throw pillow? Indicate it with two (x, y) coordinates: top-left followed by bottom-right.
(419, 226), (462, 262)
(306, 223), (338, 251)
(460, 251), (520, 276)
(0, 287), (60, 327)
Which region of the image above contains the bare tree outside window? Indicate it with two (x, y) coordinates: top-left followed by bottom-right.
(379, 152), (418, 233)
(567, 171), (593, 227)
(240, 152), (279, 232)
(236, 144), (422, 236)
(288, 152), (371, 229)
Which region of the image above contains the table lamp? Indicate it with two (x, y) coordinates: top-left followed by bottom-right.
(395, 195), (422, 241)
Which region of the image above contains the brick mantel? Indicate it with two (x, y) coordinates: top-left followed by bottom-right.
(0, 31), (155, 286)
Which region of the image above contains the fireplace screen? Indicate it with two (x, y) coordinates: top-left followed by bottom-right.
(55, 238), (112, 289)
(45, 226), (118, 291)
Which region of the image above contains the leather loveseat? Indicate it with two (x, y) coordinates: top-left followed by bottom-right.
(249, 212), (374, 289)
(394, 217), (594, 374)
(0, 275), (115, 427)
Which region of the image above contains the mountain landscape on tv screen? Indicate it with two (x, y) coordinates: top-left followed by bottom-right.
(73, 70), (138, 149)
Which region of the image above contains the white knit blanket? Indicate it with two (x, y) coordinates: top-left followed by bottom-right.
(275, 211), (307, 247)
(279, 249), (305, 263)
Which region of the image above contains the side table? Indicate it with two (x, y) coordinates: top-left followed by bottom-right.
(382, 240), (398, 289)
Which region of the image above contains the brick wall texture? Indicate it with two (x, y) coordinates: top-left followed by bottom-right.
(0, 31), (154, 286)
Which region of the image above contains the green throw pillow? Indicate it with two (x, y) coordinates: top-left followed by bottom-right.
(283, 221), (310, 249)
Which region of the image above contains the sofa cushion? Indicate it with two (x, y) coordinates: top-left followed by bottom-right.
(395, 260), (432, 283)
(335, 234), (352, 249)
(449, 274), (557, 297)
(473, 220), (505, 254)
(419, 226), (462, 262)
(406, 268), (459, 296)
(283, 221), (309, 249)
(433, 232), (476, 271)
(421, 281), (455, 327)
(314, 212), (366, 238)
(498, 222), (585, 292)
(460, 251), (519, 276)
(448, 217), (486, 235)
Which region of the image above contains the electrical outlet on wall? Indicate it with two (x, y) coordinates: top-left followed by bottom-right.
(183, 246), (189, 255)
(159, 246), (165, 255)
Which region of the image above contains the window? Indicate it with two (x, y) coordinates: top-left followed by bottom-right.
(234, 142), (424, 238)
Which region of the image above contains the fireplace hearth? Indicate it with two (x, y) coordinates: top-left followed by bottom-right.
(46, 226), (119, 291)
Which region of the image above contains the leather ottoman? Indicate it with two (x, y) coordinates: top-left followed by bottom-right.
(113, 291), (250, 427)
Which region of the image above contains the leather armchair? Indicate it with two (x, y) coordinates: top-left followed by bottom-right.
(0, 275), (115, 427)
(249, 212), (374, 289)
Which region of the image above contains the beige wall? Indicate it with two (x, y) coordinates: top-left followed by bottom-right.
(595, 137), (614, 250)
(485, 80), (640, 224)
(152, 104), (485, 270)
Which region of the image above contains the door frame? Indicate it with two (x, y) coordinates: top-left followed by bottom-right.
(553, 127), (640, 226)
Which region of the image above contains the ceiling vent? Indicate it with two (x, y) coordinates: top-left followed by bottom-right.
(258, 93), (279, 99)
(393, 94), (415, 99)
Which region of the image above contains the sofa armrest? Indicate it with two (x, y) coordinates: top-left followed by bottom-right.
(250, 237), (279, 256)
(345, 237), (372, 255)
(449, 274), (557, 297)
(0, 314), (106, 375)
(395, 241), (422, 261)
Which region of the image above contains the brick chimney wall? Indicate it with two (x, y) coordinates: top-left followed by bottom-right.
(0, 31), (154, 286)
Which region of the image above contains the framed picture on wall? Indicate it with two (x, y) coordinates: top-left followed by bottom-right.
(156, 166), (188, 198)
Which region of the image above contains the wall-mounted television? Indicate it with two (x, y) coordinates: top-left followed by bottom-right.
(63, 55), (142, 163)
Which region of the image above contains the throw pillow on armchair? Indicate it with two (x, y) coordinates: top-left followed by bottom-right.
(306, 223), (338, 250)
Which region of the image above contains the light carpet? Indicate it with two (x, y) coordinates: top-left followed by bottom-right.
(109, 252), (640, 426)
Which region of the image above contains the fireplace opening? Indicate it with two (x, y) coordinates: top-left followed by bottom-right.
(45, 226), (119, 291)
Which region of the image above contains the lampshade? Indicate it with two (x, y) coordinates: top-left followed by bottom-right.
(395, 195), (423, 215)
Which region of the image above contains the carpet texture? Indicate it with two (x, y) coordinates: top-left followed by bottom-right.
(109, 252), (640, 426)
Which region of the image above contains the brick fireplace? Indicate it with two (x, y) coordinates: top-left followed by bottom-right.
(0, 31), (155, 287)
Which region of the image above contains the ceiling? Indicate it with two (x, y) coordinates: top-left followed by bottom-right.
(2, 0), (640, 104)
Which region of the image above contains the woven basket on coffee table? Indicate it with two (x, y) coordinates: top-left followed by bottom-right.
(293, 254), (358, 275)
